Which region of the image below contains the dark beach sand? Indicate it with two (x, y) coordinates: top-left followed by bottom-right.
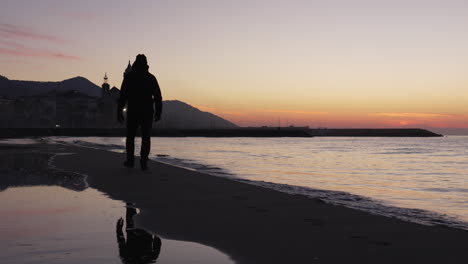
(7, 142), (468, 263)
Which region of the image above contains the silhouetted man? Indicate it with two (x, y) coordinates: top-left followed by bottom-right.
(117, 54), (162, 170)
(116, 203), (162, 264)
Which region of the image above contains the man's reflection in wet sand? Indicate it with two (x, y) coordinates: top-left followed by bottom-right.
(116, 203), (162, 264)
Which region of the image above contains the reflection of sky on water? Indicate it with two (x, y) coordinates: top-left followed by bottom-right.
(0, 148), (233, 264)
(0, 187), (124, 264)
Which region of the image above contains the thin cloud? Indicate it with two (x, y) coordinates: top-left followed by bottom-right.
(258, 109), (328, 115)
(0, 23), (67, 44)
(0, 39), (21, 48)
(193, 105), (327, 117)
(63, 11), (97, 20)
(0, 23), (80, 60)
(371, 113), (453, 118)
(0, 47), (80, 60)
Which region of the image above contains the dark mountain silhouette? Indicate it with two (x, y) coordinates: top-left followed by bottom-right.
(0, 76), (101, 98)
(0, 75), (9, 89)
(0, 75), (237, 129)
(158, 100), (238, 128)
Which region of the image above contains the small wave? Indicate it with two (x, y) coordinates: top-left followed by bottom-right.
(71, 140), (125, 151)
(51, 139), (125, 153)
(374, 147), (432, 155)
(0, 138), (42, 145)
(423, 188), (468, 193)
(154, 155), (235, 178)
(239, 180), (468, 230)
(375, 151), (427, 155)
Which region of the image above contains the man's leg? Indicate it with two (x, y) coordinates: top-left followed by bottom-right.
(125, 117), (138, 167)
(140, 116), (153, 170)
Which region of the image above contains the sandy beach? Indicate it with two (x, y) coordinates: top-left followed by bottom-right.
(4, 142), (468, 263)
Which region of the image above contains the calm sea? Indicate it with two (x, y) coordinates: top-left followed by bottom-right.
(50, 136), (468, 230)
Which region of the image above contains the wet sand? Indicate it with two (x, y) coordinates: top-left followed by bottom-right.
(8, 142), (468, 263)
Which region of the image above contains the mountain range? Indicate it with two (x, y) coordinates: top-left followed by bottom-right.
(0, 75), (237, 128)
(0, 75), (102, 97)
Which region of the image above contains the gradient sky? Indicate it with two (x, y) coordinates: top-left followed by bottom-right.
(1, 0), (468, 128)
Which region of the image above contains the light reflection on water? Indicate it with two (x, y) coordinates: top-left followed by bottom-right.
(50, 136), (468, 227)
(0, 187), (124, 264)
(0, 187), (234, 264)
(0, 149), (233, 264)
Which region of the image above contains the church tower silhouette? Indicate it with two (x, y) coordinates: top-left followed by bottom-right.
(101, 73), (110, 98)
(124, 60), (132, 77)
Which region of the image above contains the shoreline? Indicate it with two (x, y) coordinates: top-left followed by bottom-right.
(51, 137), (468, 230)
(0, 127), (442, 138)
(49, 143), (468, 263)
(2, 142), (467, 263)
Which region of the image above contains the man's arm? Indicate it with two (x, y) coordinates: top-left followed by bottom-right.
(116, 217), (126, 245)
(117, 76), (129, 123)
(152, 76), (162, 121)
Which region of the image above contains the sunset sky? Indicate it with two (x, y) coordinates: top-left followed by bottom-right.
(1, 0), (468, 128)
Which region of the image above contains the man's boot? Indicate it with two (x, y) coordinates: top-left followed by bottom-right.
(140, 158), (148, 171)
(124, 157), (134, 168)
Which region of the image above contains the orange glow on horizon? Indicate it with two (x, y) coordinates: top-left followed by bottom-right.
(3, 1), (468, 132)
(195, 105), (468, 128)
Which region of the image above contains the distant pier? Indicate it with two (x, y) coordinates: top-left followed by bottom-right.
(0, 127), (442, 138)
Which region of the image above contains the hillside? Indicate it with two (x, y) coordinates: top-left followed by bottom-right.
(0, 76), (102, 98)
(158, 100), (238, 128)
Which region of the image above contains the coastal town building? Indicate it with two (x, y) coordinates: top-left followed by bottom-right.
(97, 73), (120, 127)
(0, 61), (238, 130)
(1, 70), (125, 128)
